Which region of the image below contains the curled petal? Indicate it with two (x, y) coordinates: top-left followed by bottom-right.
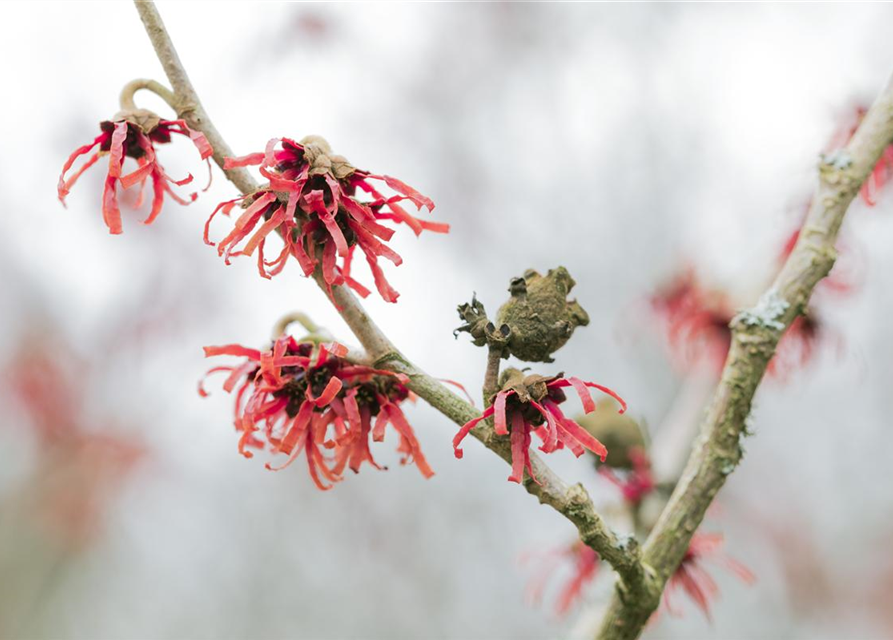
(308, 376), (342, 407)
(101, 175), (123, 235)
(203, 344), (262, 360)
(58, 134), (104, 203)
(204, 197), (243, 246)
(493, 391), (509, 436)
(507, 411), (527, 483)
(387, 403), (434, 478)
(107, 121), (129, 179)
(224, 152), (265, 169)
(453, 407), (494, 458)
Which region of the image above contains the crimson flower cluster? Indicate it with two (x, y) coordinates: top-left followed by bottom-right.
(59, 113), (212, 234)
(453, 371), (626, 484)
(205, 136), (448, 302)
(201, 334), (432, 489)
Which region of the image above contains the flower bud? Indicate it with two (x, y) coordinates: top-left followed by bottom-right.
(576, 398), (646, 470)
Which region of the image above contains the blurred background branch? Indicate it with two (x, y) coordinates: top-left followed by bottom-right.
(596, 72), (893, 640)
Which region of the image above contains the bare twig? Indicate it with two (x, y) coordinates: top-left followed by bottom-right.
(482, 346), (502, 405)
(132, 0), (644, 588)
(595, 75), (893, 640)
(133, 1), (258, 196)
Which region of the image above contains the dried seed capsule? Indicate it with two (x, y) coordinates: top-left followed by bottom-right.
(495, 267), (589, 362)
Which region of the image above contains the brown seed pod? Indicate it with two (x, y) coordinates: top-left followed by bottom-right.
(495, 267), (589, 362)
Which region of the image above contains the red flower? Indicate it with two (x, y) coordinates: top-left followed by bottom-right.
(599, 446), (655, 505)
(651, 267), (830, 379)
(524, 541), (600, 617)
(650, 270), (733, 374)
(201, 334), (433, 489)
(58, 111), (212, 234)
(453, 370), (626, 484)
(206, 136), (447, 302)
(662, 532), (755, 621)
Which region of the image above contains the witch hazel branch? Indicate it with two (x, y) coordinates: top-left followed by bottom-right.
(56, 2), (893, 639)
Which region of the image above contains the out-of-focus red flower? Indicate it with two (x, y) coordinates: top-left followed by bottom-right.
(201, 334), (433, 489)
(599, 446), (655, 505)
(58, 111), (212, 234)
(650, 270), (734, 374)
(206, 135), (447, 302)
(651, 267), (834, 379)
(3, 340), (144, 548)
(34, 431), (144, 549)
(767, 312), (827, 379)
(5, 341), (82, 443)
(662, 532), (755, 621)
(453, 369), (626, 484)
(523, 540), (600, 617)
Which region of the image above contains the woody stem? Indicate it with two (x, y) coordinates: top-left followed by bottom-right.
(133, 0), (644, 598)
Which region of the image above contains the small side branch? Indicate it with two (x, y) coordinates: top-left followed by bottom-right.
(119, 78), (177, 112)
(482, 346), (502, 405)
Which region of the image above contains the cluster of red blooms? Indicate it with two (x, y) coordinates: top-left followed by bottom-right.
(58, 112), (212, 234)
(60, 118), (445, 304)
(206, 136), (448, 302)
(201, 334), (432, 489)
(453, 372), (626, 484)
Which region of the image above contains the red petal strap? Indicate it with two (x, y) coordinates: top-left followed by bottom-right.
(203, 344), (262, 360)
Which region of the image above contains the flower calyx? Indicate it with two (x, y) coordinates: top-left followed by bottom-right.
(111, 108), (163, 136)
(299, 135), (356, 180)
